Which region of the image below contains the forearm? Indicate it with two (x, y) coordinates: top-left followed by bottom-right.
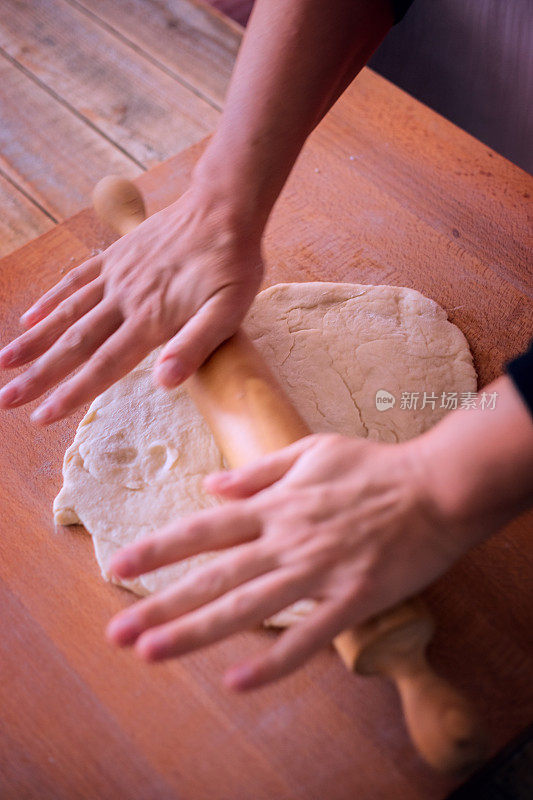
(193, 0), (393, 231)
(416, 375), (533, 548)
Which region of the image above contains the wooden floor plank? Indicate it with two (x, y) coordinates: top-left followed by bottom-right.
(0, 0), (220, 168)
(0, 54), (140, 222)
(69, 0), (242, 109)
(0, 172), (55, 257)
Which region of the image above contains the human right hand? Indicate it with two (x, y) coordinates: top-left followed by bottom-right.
(0, 186), (264, 425)
(105, 375), (533, 690)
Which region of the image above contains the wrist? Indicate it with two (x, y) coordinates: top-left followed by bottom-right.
(402, 427), (494, 560)
(191, 142), (274, 239)
(411, 431), (481, 550)
(410, 377), (533, 553)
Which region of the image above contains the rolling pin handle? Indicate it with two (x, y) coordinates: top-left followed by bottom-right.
(392, 654), (487, 775)
(92, 175), (146, 235)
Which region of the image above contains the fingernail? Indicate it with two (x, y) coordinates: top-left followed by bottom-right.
(205, 471), (233, 487)
(156, 359), (184, 387)
(136, 633), (166, 661)
(31, 403), (54, 425)
(224, 664), (255, 690)
(107, 614), (139, 645)
(0, 347), (16, 367)
(110, 553), (135, 577)
(20, 309), (35, 326)
(0, 383), (20, 407)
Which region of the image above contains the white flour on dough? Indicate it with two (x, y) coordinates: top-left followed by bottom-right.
(54, 282), (476, 626)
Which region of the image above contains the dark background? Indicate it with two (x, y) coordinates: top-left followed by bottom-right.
(209, 0), (533, 174)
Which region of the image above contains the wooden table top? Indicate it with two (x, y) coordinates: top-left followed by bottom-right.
(1, 68), (532, 800)
(0, 0), (242, 256)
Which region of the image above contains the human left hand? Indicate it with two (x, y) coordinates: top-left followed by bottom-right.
(0, 184), (263, 424)
(106, 432), (476, 691)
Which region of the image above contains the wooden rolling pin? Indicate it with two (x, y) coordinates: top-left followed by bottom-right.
(93, 176), (486, 775)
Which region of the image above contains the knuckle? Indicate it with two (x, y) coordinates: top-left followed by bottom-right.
(305, 433), (325, 447)
(68, 293), (84, 319)
(337, 584), (360, 607)
(194, 616), (213, 642)
(299, 535), (338, 572)
(253, 538), (277, 569)
(21, 364), (38, 386)
(327, 432), (345, 445)
(184, 515), (209, 542)
(230, 591), (253, 619)
(312, 431), (340, 450)
(136, 539), (158, 566)
(63, 267), (83, 291)
(62, 326), (87, 353)
(135, 602), (157, 628)
(55, 301), (76, 329)
(308, 486), (335, 516)
(290, 524), (314, 549)
(91, 349), (113, 373)
(67, 270), (80, 289)
(274, 526), (312, 567)
(343, 571), (374, 607)
(197, 568), (226, 598)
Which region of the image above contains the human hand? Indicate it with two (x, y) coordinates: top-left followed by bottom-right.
(105, 432), (476, 691)
(0, 187), (263, 424)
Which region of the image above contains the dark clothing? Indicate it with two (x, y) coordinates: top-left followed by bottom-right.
(507, 340), (533, 417)
(391, 0), (415, 24)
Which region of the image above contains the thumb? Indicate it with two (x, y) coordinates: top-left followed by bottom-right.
(204, 436), (315, 499)
(154, 288), (244, 387)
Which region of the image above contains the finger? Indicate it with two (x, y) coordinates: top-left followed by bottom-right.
(20, 257), (101, 329)
(224, 598), (352, 691)
(0, 279), (105, 369)
(154, 287), (244, 387)
(107, 540), (275, 646)
(133, 566), (311, 662)
(203, 436), (316, 498)
(110, 502), (260, 579)
(30, 317), (150, 424)
(0, 302), (122, 410)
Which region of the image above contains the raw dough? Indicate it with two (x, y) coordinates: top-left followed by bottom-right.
(54, 282), (476, 625)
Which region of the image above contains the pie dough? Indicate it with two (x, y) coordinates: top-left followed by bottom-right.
(54, 282), (476, 626)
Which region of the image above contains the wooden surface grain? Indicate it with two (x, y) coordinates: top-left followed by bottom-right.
(1, 67), (532, 800)
(0, 0), (234, 254)
(0, 173), (54, 258)
(0, 55), (140, 221)
(72, 0), (242, 108)
(0, 0), (219, 166)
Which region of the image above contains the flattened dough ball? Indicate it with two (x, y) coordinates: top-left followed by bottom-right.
(54, 282), (476, 626)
